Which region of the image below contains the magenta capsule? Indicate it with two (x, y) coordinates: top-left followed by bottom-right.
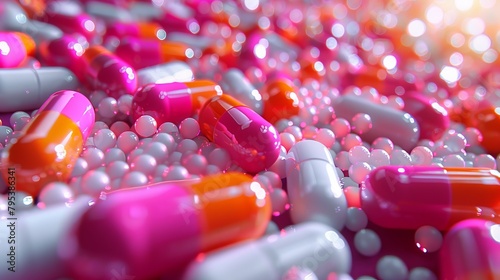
(0, 32), (35, 68)
(81, 45), (137, 98)
(440, 219), (500, 280)
(131, 80), (222, 125)
(361, 166), (500, 230)
(401, 93), (449, 141)
(199, 94), (281, 173)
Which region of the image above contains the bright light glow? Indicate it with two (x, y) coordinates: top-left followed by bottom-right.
(83, 20), (95, 32)
(440, 66), (461, 83)
(0, 42), (10, 55)
(426, 5), (444, 25)
(254, 44), (267, 59)
(289, 9), (303, 23)
(450, 33), (466, 48)
(407, 19), (426, 37)
(491, 224), (500, 243)
(244, 0), (259, 11)
(464, 18), (485, 35)
(455, 0), (474, 11)
(450, 52), (463, 66)
(331, 23), (345, 38)
(470, 34), (491, 53)
(482, 49), (498, 63)
(382, 55), (397, 70)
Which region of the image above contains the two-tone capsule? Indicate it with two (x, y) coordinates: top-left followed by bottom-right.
(62, 173), (271, 280)
(199, 94), (281, 174)
(131, 80), (222, 125)
(0, 32), (35, 68)
(1, 90), (95, 196)
(361, 166), (500, 230)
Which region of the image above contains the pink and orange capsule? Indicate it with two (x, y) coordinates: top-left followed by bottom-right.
(0, 32), (36, 68)
(361, 166), (500, 230)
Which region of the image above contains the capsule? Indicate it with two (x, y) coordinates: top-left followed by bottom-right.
(0, 67), (79, 112)
(401, 93), (449, 141)
(219, 68), (264, 115)
(137, 61), (194, 86)
(199, 94), (281, 173)
(0, 32), (35, 68)
(440, 219), (500, 280)
(114, 38), (193, 69)
(262, 76), (300, 124)
(361, 166), (500, 230)
(0, 196), (92, 280)
(81, 45), (138, 98)
(286, 140), (347, 230)
(62, 173), (271, 280)
(131, 80), (222, 125)
(104, 21), (166, 41)
(332, 94), (420, 151)
(0, 90), (95, 196)
(183, 222), (351, 280)
(451, 99), (500, 156)
(84, 1), (134, 23)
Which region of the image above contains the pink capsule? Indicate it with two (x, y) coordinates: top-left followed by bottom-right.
(440, 219), (500, 279)
(81, 45), (137, 98)
(131, 80), (222, 125)
(0, 32), (36, 68)
(114, 38), (193, 70)
(104, 21), (165, 41)
(199, 94), (281, 173)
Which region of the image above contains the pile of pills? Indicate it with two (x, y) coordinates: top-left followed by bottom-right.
(0, 0), (499, 279)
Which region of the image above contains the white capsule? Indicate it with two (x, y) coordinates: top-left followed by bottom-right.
(136, 61), (194, 87)
(220, 68), (263, 115)
(0, 196), (92, 280)
(0, 67), (79, 112)
(286, 140), (347, 230)
(332, 95), (420, 151)
(183, 222), (351, 280)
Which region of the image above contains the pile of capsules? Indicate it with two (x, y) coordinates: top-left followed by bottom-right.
(0, 0), (499, 279)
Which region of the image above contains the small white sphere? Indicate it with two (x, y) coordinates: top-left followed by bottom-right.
(89, 90), (107, 108)
(330, 118), (351, 139)
(168, 151), (182, 165)
(408, 267), (438, 280)
(104, 148), (126, 164)
(143, 142), (169, 164)
(473, 154), (497, 169)
(265, 221), (280, 235)
(414, 225), (443, 253)
(345, 207), (368, 232)
(268, 156), (287, 179)
(335, 151), (351, 171)
(109, 121), (130, 137)
(10, 111), (30, 131)
(127, 148), (144, 164)
(354, 229), (381, 257)
(97, 97), (118, 119)
(390, 149), (412, 165)
(442, 131), (467, 151)
(261, 171), (282, 189)
(410, 146), (433, 165)
(208, 148), (232, 171)
(176, 139), (198, 154)
(90, 121), (109, 136)
(341, 133), (363, 151)
(94, 128), (116, 151)
(179, 118), (200, 139)
(349, 146), (371, 164)
(376, 255), (408, 280)
(351, 113), (372, 135)
(153, 133), (176, 153)
(130, 154), (157, 176)
(136, 138), (153, 149)
(315, 128), (336, 149)
(71, 158), (88, 177)
(105, 161), (130, 180)
(163, 165), (190, 181)
(348, 162), (372, 184)
(158, 122), (180, 141)
(283, 126), (303, 141)
(81, 170), (111, 197)
(121, 171), (148, 188)
(134, 115), (157, 138)
(117, 94), (133, 115)
(462, 127), (482, 147)
(38, 182), (74, 208)
(181, 153), (208, 175)
(81, 147), (104, 170)
(442, 154), (465, 167)
(369, 149), (390, 167)
(270, 188), (288, 216)
(205, 164), (221, 175)
(372, 137), (394, 154)
(280, 132), (296, 151)
(116, 131), (139, 154)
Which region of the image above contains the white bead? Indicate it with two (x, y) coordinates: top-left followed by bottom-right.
(268, 156), (287, 179)
(315, 128), (336, 149)
(270, 188), (288, 216)
(179, 117), (200, 139)
(369, 149), (390, 167)
(38, 182), (74, 208)
(81, 147), (104, 170)
(345, 207), (368, 232)
(104, 148), (126, 164)
(176, 139), (198, 154)
(71, 158), (88, 177)
(105, 161), (130, 180)
(181, 153), (208, 175)
(134, 115), (157, 138)
(208, 148), (232, 171)
(330, 118), (350, 139)
(372, 137), (394, 154)
(153, 133), (176, 153)
(349, 146), (370, 164)
(81, 170), (111, 197)
(116, 131), (139, 154)
(442, 154), (465, 167)
(109, 121), (130, 137)
(410, 146), (433, 165)
(473, 154), (497, 169)
(335, 151), (351, 171)
(348, 162), (372, 184)
(390, 149), (412, 165)
(158, 122), (180, 141)
(351, 113), (372, 135)
(90, 121), (109, 136)
(121, 171), (148, 188)
(163, 165), (190, 181)
(408, 267), (437, 280)
(261, 171), (282, 189)
(10, 111), (30, 131)
(414, 225), (443, 253)
(97, 97), (118, 119)
(117, 94), (133, 115)
(280, 132), (296, 151)
(284, 126), (303, 141)
(354, 229), (381, 257)
(143, 142), (169, 164)
(130, 154), (157, 176)
(376, 255), (408, 280)
(341, 133), (363, 151)
(94, 128), (116, 151)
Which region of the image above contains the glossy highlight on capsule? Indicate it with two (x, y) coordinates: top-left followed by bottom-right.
(199, 94), (281, 174)
(62, 172), (271, 280)
(0, 31), (35, 68)
(361, 166), (500, 230)
(131, 80), (222, 125)
(1, 90), (95, 196)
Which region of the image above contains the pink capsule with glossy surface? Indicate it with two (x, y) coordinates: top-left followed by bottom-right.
(361, 166), (500, 230)
(81, 45), (137, 98)
(131, 80), (222, 125)
(440, 219), (500, 280)
(39, 4), (98, 43)
(199, 94), (281, 174)
(0, 32), (35, 68)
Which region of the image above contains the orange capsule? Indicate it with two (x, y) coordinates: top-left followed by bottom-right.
(262, 76), (300, 124)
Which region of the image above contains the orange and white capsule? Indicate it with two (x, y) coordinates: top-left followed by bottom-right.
(1, 90), (95, 196)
